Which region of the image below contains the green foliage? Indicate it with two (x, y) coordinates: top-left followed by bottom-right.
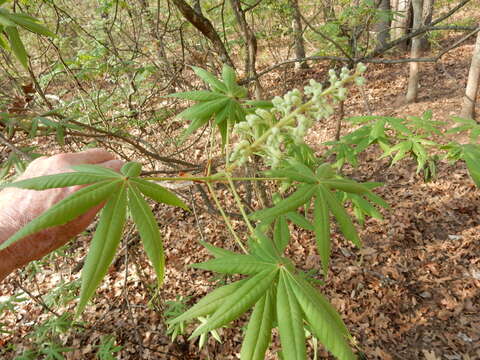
(0, 3), (54, 68)
(253, 161), (382, 275)
(326, 111), (443, 180)
(169, 65), (252, 145)
(96, 335), (123, 360)
(0, 161), (188, 315)
(169, 234), (356, 360)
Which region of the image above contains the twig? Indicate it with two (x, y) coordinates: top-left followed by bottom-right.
(0, 133), (33, 160)
(12, 279), (61, 318)
(299, 12), (353, 62)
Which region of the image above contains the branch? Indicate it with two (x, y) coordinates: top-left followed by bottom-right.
(367, 0), (474, 58)
(299, 12), (353, 62)
(66, 120), (196, 167)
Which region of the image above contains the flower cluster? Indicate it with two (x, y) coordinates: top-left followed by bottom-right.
(229, 64), (366, 168)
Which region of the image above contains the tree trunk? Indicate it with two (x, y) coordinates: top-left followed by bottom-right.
(289, 0), (308, 70)
(419, 0), (435, 51)
(406, 0), (423, 103)
(172, 0), (234, 68)
(375, 0), (391, 50)
(460, 30), (480, 120)
(229, 0), (263, 98)
(392, 0), (410, 48)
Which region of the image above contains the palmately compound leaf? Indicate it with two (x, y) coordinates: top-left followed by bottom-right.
(128, 184), (164, 287)
(276, 271), (306, 360)
(77, 183), (128, 315)
(313, 192), (331, 276)
(169, 279), (248, 325)
(0, 172), (113, 190)
(190, 269), (279, 339)
(0, 180), (122, 250)
(250, 185), (316, 221)
(131, 178), (188, 210)
(319, 185), (361, 247)
(287, 273), (356, 360)
(121, 162), (142, 177)
(240, 290), (275, 360)
(192, 254), (276, 275)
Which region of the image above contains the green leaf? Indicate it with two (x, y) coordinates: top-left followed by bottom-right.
(351, 195), (383, 220)
(7, 13), (55, 37)
(250, 185), (316, 221)
(0, 172), (112, 190)
(190, 269), (278, 338)
(128, 185), (164, 287)
(192, 66), (228, 93)
(180, 116), (209, 140)
(169, 279), (248, 325)
(274, 216), (290, 253)
(240, 291), (275, 360)
(71, 164), (122, 177)
(5, 26), (28, 68)
(463, 144), (480, 187)
(214, 100), (231, 125)
(192, 255), (276, 275)
(77, 183), (128, 314)
(244, 100), (273, 109)
(121, 162), (142, 177)
(320, 179), (370, 194)
(0, 11), (16, 27)
(0, 32), (8, 49)
(199, 241), (237, 258)
(313, 191), (331, 276)
(276, 272), (306, 360)
(285, 211), (313, 231)
(383, 140), (412, 165)
(315, 163), (335, 179)
(222, 65), (237, 92)
(363, 190), (389, 209)
(178, 98), (230, 122)
(0, 180), (122, 250)
(288, 274), (355, 360)
(249, 229), (282, 261)
(168, 91), (227, 102)
(319, 185), (361, 247)
(131, 178), (188, 210)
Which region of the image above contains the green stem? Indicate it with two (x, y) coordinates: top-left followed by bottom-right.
(206, 182), (248, 254)
(225, 173), (256, 238)
(143, 176), (285, 182)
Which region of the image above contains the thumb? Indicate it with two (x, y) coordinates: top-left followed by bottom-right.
(98, 159), (124, 173)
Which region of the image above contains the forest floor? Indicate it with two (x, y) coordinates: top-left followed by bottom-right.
(1, 24), (480, 360)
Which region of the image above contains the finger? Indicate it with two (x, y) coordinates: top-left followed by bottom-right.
(53, 148), (117, 165)
(98, 159), (124, 173)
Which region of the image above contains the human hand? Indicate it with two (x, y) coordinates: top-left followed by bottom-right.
(0, 148), (123, 280)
